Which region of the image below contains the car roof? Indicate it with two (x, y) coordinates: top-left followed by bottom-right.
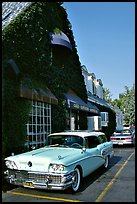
(48, 131), (105, 138)
(115, 129), (131, 132)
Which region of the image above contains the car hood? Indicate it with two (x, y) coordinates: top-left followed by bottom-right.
(5, 147), (82, 172)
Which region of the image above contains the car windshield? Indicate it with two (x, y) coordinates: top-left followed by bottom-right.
(47, 135), (84, 149)
(114, 129), (132, 136)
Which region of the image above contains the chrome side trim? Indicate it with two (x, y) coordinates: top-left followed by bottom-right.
(65, 155), (105, 167)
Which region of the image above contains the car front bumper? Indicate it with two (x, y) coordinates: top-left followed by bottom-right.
(4, 169), (75, 190)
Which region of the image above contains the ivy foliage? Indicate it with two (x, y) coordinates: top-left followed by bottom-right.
(2, 63), (32, 156)
(2, 2), (87, 155)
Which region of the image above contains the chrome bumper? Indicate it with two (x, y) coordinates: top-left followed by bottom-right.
(112, 141), (134, 145)
(4, 169), (74, 190)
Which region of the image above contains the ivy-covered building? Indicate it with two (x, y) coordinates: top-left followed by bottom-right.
(2, 2), (104, 156)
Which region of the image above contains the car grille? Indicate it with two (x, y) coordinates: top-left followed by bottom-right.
(28, 173), (62, 183)
(15, 170), (28, 179)
(8, 170), (62, 184)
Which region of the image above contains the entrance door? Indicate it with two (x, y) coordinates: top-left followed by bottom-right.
(71, 111), (79, 130)
(71, 116), (75, 130)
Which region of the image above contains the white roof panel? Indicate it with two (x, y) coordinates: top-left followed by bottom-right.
(49, 131), (105, 138)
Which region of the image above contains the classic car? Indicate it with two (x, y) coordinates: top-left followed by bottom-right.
(4, 131), (114, 192)
(110, 129), (135, 146)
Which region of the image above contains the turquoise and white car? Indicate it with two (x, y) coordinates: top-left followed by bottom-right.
(4, 131), (114, 192)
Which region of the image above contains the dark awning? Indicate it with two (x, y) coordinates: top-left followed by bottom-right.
(19, 84), (58, 105)
(64, 90), (100, 115)
(88, 92), (113, 110)
(50, 32), (72, 50)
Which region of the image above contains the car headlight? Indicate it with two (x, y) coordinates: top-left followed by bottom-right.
(49, 163), (64, 172)
(5, 160), (18, 169)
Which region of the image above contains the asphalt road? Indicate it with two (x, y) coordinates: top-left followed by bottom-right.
(2, 146), (135, 202)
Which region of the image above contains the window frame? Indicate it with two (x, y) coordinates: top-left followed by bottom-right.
(85, 136), (101, 148)
(25, 100), (51, 149)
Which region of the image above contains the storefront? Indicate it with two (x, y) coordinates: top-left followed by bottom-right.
(64, 89), (100, 130)
(19, 83), (58, 150)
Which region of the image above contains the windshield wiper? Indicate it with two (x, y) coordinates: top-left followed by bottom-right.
(48, 144), (69, 148)
(48, 144), (60, 147)
(59, 144), (69, 148)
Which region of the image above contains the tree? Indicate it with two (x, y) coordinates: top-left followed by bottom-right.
(112, 84), (135, 126)
(123, 85), (135, 126)
(103, 87), (113, 104)
(103, 84), (135, 126)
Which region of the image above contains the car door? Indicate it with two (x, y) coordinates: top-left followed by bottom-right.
(84, 136), (103, 175)
(98, 134), (112, 160)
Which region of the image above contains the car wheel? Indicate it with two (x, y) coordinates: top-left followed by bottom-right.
(71, 167), (81, 192)
(104, 156), (109, 169)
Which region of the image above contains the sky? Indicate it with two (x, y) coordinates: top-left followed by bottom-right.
(63, 2), (135, 100)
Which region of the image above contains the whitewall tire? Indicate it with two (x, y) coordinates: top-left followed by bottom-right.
(71, 167), (81, 192)
(104, 156), (109, 169)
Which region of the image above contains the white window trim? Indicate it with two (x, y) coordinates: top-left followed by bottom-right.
(101, 112), (109, 126)
(25, 100), (51, 149)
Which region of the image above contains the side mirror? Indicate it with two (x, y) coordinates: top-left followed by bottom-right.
(31, 145), (36, 150)
(81, 147), (86, 154)
(97, 145), (100, 151)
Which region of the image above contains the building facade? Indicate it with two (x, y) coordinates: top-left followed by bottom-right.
(2, 2), (102, 155)
(81, 65), (123, 132)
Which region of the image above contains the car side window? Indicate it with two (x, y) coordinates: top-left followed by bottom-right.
(99, 135), (108, 143)
(123, 129), (131, 134)
(98, 136), (103, 143)
(86, 136), (101, 148)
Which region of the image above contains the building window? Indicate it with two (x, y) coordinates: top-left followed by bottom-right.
(26, 100), (51, 149)
(101, 112), (109, 126)
(93, 81), (97, 95)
